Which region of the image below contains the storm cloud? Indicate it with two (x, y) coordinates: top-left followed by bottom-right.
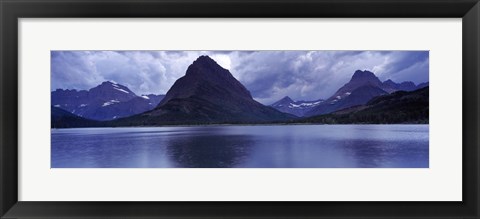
(51, 50), (428, 104)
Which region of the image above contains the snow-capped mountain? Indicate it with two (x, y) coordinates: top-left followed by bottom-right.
(51, 81), (164, 121)
(270, 96), (324, 117)
(305, 70), (428, 117)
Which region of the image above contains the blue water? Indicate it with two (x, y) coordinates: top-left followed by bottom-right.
(51, 125), (429, 168)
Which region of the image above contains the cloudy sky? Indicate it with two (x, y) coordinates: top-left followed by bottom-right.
(51, 51), (429, 104)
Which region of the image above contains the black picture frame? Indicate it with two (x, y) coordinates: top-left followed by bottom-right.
(1, 0), (479, 218)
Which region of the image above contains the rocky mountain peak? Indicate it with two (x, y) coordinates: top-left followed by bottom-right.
(350, 70), (381, 84)
(159, 55), (252, 107)
(186, 55), (225, 76)
(279, 96), (294, 103)
(133, 56), (296, 124)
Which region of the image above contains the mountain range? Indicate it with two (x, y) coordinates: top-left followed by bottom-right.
(271, 70), (428, 117)
(51, 56), (429, 127)
(51, 81), (164, 121)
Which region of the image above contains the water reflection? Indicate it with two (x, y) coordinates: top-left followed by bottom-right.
(51, 125), (429, 168)
(165, 135), (254, 168)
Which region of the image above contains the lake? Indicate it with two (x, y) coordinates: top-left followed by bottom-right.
(51, 124), (429, 168)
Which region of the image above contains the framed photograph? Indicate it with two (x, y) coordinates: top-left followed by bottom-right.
(1, 0), (479, 218)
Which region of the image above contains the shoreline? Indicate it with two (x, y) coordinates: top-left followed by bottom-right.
(51, 122), (430, 129)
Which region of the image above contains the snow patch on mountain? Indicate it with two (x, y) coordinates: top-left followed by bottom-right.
(271, 96), (324, 117)
(288, 100), (323, 109)
(114, 87), (129, 94)
(102, 100), (120, 107)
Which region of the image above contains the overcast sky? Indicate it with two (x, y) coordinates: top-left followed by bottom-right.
(51, 51), (429, 104)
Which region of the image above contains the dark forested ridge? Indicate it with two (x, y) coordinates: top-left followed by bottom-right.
(299, 86), (429, 124)
(51, 106), (101, 128)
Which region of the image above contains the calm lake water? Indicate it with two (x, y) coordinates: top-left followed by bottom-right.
(51, 125), (429, 168)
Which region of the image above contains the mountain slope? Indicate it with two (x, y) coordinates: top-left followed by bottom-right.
(111, 55), (296, 126)
(270, 96), (324, 117)
(305, 70), (386, 116)
(330, 85), (388, 110)
(88, 81), (137, 102)
(301, 86), (429, 124)
(332, 70), (383, 97)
